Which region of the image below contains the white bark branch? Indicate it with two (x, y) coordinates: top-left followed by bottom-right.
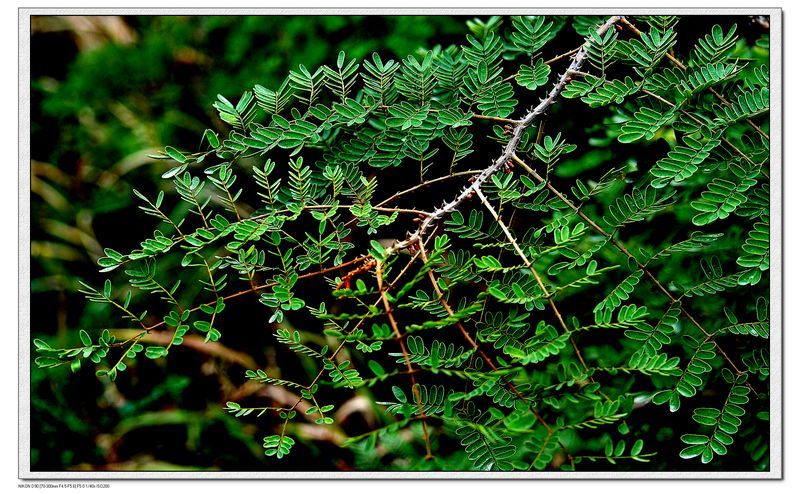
(388, 15), (623, 256)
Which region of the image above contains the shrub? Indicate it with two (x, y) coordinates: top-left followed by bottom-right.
(34, 14), (772, 472)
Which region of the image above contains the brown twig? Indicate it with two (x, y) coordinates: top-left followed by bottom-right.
(472, 114), (519, 124)
(138, 255), (369, 334)
(376, 260), (434, 459)
(298, 246), (432, 453)
(376, 170), (483, 208)
(545, 47), (582, 65)
(502, 47), (583, 84)
(415, 238), (573, 467)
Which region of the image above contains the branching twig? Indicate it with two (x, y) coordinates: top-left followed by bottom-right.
(472, 187), (601, 397)
(416, 238), (574, 467)
(376, 260), (434, 459)
(140, 255), (369, 334)
(545, 47), (582, 65)
(253, 233), (438, 462)
(376, 170), (483, 208)
(387, 15), (623, 257)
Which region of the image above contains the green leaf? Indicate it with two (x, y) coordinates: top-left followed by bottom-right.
(691, 163), (758, 226)
(79, 330), (92, 347)
(581, 77), (639, 107)
(386, 102), (430, 130)
(679, 444), (706, 459)
(681, 433), (709, 445)
(391, 385), (408, 403)
(144, 346), (168, 359)
(204, 129), (220, 148)
(585, 25), (618, 74)
(263, 434), (295, 459)
(691, 24), (738, 65)
(602, 186), (675, 229)
(164, 146), (187, 163)
(593, 270), (643, 323)
(509, 16), (556, 57)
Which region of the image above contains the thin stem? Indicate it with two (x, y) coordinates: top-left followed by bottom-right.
(376, 170), (483, 207)
(379, 104), (522, 125)
(149, 197), (185, 238)
(416, 239), (576, 465)
(472, 114), (519, 124)
(221, 180), (242, 222)
(108, 332), (145, 371)
(500, 47), (583, 84)
(141, 255), (369, 333)
(573, 453), (658, 462)
(188, 190), (210, 230)
(376, 260), (434, 460)
(545, 47), (581, 65)
(566, 70), (593, 78)
(246, 236), (434, 455)
(473, 187), (593, 379)
(250, 203), (431, 222)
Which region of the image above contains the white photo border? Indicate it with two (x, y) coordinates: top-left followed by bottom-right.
(18, 7), (783, 480)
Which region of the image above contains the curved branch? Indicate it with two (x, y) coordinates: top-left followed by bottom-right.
(389, 15), (623, 255)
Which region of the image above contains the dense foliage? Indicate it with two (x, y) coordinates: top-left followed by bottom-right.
(31, 14), (772, 472)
